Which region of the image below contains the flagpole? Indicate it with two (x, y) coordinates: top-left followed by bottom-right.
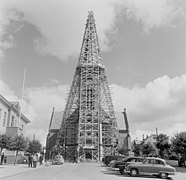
(18, 67), (26, 131)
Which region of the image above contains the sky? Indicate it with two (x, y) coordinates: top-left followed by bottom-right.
(0, 0), (186, 145)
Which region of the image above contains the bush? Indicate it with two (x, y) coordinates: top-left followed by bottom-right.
(166, 160), (178, 167)
(169, 154), (178, 160)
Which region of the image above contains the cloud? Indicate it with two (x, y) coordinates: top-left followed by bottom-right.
(0, 80), (17, 99)
(0, 78), (69, 145)
(23, 84), (69, 144)
(117, 0), (186, 31)
(111, 74), (186, 140)
(0, 0), (185, 61)
(0, 6), (23, 59)
(0, 0), (116, 61)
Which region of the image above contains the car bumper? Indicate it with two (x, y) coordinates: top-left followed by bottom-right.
(124, 169), (130, 174)
(110, 167), (119, 171)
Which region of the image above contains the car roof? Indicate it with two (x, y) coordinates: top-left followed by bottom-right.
(144, 157), (166, 162)
(145, 157), (163, 160)
(127, 157), (143, 159)
(120, 156), (143, 161)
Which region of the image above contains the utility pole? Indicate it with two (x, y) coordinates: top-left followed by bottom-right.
(18, 67), (26, 132)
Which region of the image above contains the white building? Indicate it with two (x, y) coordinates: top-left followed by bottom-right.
(0, 94), (30, 136)
(144, 134), (157, 144)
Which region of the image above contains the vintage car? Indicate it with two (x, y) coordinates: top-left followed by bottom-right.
(103, 155), (126, 166)
(117, 157), (144, 174)
(124, 157), (176, 179)
(52, 154), (64, 165)
(110, 156), (144, 173)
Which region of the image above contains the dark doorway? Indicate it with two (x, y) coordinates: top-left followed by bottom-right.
(85, 151), (92, 159)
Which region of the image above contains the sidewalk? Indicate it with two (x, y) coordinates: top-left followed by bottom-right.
(0, 163), (44, 179)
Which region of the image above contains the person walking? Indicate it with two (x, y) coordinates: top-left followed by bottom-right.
(0, 152), (4, 165)
(73, 154), (77, 163)
(4, 156), (7, 164)
(28, 154), (33, 167)
(39, 154), (43, 165)
(33, 153), (38, 168)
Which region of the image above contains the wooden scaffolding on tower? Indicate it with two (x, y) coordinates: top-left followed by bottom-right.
(55, 11), (118, 162)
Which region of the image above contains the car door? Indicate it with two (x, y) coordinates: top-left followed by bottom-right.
(153, 159), (166, 174)
(141, 159), (155, 174)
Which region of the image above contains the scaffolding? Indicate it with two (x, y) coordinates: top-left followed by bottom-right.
(55, 11), (118, 162)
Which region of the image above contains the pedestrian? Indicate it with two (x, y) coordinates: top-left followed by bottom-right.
(33, 153), (38, 168)
(39, 154), (43, 165)
(0, 152), (4, 165)
(4, 156), (7, 164)
(28, 154), (33, 167)
(73, 154), (77, 163)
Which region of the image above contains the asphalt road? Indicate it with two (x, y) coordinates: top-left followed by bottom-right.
(1, 163), (186, 180)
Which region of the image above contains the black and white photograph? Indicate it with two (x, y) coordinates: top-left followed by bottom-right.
(0, 0), (186, 179)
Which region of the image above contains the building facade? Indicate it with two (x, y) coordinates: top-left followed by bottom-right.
(46, 108), (63, 160)
(0, 94), (30, 136)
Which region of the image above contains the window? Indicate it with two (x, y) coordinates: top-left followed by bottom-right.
(135, 158), (142, 162)
(144, 159), (154, 164)
(11, 116), (15, 127)
(130, 159), (136, 162)
(155, 160), (165, 165)
(3, 112), (7, 127)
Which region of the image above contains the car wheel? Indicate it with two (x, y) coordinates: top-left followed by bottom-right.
(130, 168), (139, 177)
(159, 173), (168, 179)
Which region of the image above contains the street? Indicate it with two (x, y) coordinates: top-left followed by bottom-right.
(0, 163), (186, 180)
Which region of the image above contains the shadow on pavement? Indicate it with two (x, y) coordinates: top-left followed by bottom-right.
(101, 168), (174, 180)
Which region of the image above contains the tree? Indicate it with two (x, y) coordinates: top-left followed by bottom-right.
(9, 135), (28, 164)
(142, 142), (158, 157)
(156, 133), (170, 159)
(27, 139), (42, 154)
(132, 143), (141, 156)
(171, 132), (186, 167)
(0, 134), (11, 153)
(118, 148), (128, 155)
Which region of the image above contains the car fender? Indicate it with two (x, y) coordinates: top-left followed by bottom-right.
(127, 163), (143, 173)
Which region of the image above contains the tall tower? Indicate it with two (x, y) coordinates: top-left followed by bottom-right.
(55, 11), (118, 162)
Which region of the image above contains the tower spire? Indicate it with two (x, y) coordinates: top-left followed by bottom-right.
(55, 12), (118, 162)
(78, 11), (104, 68)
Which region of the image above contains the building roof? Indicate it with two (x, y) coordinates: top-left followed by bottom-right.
(0, 94), (30, 123)
(10, 101), (20, 111)
(48, 110), (129, 131)
(50, 111), (63, 130)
